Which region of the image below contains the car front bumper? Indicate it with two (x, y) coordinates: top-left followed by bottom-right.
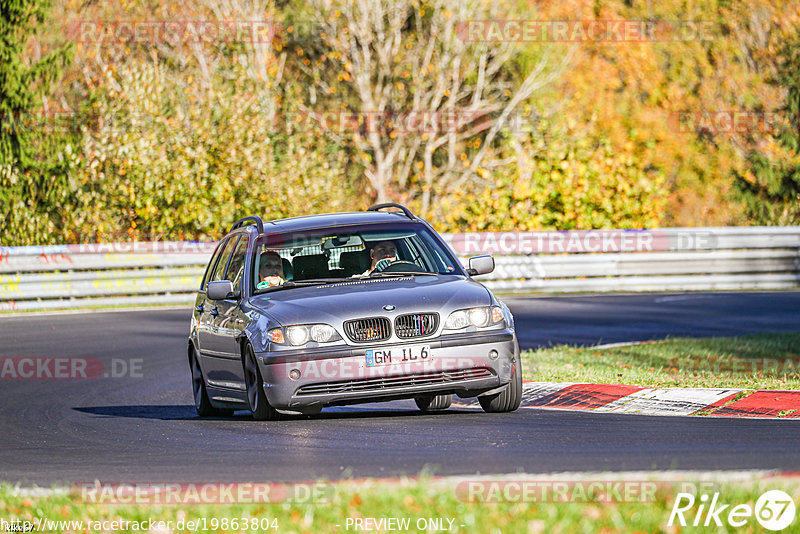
(256, 329), (517, 411)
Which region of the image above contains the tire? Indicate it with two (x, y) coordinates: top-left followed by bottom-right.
(190, 346), (233, 417)
(415, 394), (452, 411)
(243, 343), (281, 421)
(479, 344), (523, 413)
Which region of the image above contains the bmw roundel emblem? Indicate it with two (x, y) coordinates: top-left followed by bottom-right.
(383, 305), (396, 311)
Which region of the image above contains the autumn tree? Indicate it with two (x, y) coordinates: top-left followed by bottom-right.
(736, 27), (800, 224)
(0, 0), (73, 244)
(291, 0), (573, 214)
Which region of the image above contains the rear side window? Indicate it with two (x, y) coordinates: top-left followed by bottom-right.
(226, 236), (249, 291)
(209, 236), (239, 283)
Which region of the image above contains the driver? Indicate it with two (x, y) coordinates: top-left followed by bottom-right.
(361, 240), (398, 275)
(257, 251), (285, 289)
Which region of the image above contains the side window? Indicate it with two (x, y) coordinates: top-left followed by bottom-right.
(201, 238), (228, 290)
(226, 236), (249, 291)
(407, 235), (438, 271)
(210, 236), (239, 283)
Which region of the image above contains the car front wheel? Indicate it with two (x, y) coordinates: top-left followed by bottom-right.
(243, 344), (281, 421)
(479, 345), (523, 413)
(415, 394), (452, 412)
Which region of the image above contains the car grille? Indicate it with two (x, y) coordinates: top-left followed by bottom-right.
(343, 317), (391, 342)
(395, 313), (439, 338)
(294, 368), (493, 396)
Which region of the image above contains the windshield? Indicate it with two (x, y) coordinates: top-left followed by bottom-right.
(252, 222), (462, 291)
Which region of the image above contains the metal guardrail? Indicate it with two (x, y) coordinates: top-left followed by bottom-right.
(0, 244), (213, 311)
(1, 227), (798, 310)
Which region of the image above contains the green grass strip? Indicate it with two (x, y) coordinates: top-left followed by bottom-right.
(521, 332), (800, 390)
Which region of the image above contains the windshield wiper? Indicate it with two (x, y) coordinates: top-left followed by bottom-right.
(368, 271), (439, 277)
(253, 278), (353, 295)
(298, 277), (355, 283)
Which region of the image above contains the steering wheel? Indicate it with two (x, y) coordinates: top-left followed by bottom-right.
(375, 260), (426, 274)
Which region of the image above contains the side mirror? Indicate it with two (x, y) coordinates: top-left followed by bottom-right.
(466, 255), (495, 276)
(207, 280), (239, 300)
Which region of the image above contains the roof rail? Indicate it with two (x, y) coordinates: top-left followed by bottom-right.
(366, 203), (416, 220)
(230, 215), (264, 234)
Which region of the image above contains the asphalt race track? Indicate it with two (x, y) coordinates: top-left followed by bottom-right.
(508, 291), (800, 348)
(1, 291), (799, 485)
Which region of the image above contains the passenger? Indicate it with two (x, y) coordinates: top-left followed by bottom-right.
(257, 251), (285, 289)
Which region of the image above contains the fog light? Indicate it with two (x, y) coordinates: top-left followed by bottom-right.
(289, 369), (301, 380)
(489, 350), (499, 360)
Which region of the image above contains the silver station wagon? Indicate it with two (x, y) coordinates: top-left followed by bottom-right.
(188, 204), (522, 420)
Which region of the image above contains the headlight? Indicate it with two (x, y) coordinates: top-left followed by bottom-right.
(444, 306), (504, 330)
(468, 307), (489, 327)
(309, 324), (339, 343)
(268, 324), (342, 346)
(443, 310), (469, 330)
(286, 326), (310, 346)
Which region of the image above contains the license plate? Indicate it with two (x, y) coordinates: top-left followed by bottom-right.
(365, 345), (432, 367)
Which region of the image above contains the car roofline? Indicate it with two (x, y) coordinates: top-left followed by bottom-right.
(252, 219), (429, 240)
(227, 204), (420, 236)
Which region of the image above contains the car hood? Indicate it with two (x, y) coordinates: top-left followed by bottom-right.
(248, 275), (492, 326)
